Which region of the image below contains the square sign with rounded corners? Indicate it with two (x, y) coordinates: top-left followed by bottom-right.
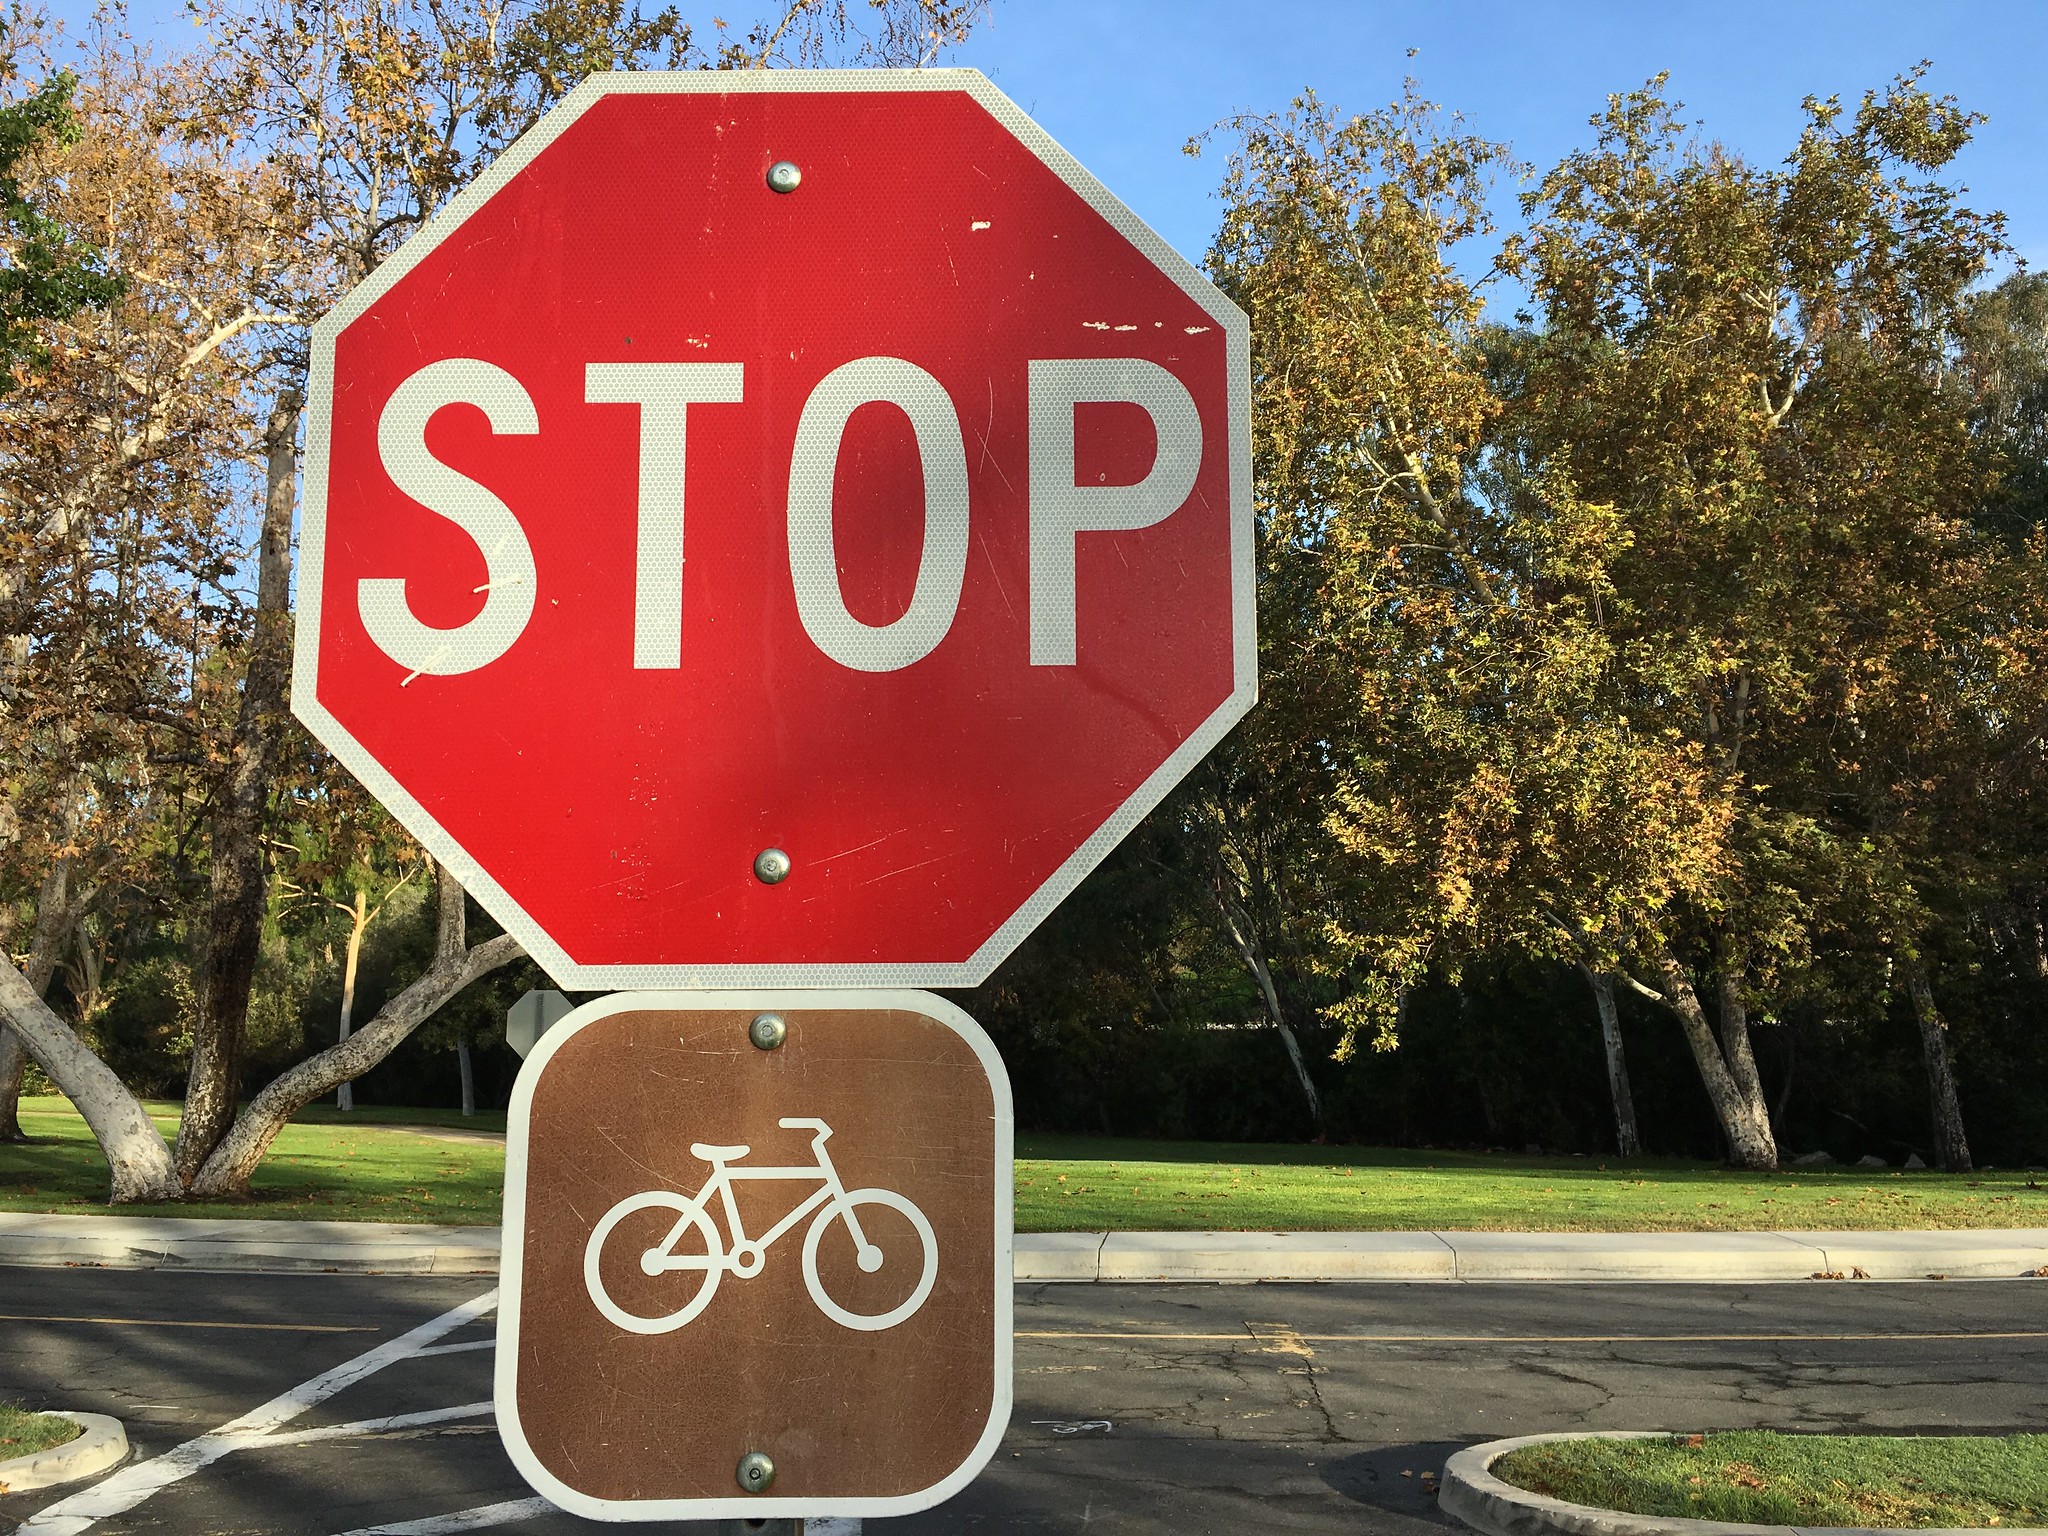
(495, 990), (1013, 1521)
(293, 68), (1254, 989)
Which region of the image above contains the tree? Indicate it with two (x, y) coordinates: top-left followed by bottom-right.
(1500, 70), (2025, 1168)
(1200, 88), (1721, 1157)
(0, 11), (129, 1141)
(0, 12), (122, 381)
(0, 21), (267, 1191)
(1959, 270), (2048, 540)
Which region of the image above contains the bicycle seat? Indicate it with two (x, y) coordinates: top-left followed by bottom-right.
(690, 1142), (750, 1162)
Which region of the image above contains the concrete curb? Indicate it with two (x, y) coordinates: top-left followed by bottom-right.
(2, 1214), (2045, 1282)
(0, 1412), (128, 1495)
(1438, 1430), (2047, 1536)
(0, 1214), (498, 1275)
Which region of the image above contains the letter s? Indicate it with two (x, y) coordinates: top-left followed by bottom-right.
(359, 358), (538, 676)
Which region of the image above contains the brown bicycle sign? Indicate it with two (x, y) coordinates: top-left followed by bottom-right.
(493, 991), (1014, 1522)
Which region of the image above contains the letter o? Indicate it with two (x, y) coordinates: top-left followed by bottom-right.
(787, 357), (970, 673)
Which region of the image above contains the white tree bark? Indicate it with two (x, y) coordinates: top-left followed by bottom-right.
(2, 855), (90, 1137)
(0, 958), (179, 1201)
(1622, 947), (1778, 1170)
(1578, 964), (1641, 1157)
(1904, 957), (1972, 1173)
(336, 888), (367, 1112)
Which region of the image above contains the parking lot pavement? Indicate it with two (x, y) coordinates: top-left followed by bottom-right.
(3, 1269), (2044, 1536)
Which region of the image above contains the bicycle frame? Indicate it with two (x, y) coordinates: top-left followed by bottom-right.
(654, 1119), (870, 1272)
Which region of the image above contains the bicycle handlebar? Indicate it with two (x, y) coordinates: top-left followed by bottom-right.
(777, 1117), (831, 1134)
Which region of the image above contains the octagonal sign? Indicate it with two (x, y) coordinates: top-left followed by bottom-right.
(294, 69), (1252, 988)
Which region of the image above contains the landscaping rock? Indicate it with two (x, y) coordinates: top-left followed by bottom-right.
(1904, 1153), (1928, 1170)
(1856, 1154), (1888, 1168)
(1789, 1150), (1834, 1166)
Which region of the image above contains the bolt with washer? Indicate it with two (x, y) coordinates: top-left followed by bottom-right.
(765, 160), (801, 193)
(748, 1013), (787, 1051)
(753, 847), (792, 884)
(736, 1450), (776, 1493)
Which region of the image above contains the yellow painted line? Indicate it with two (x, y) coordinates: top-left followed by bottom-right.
(1018, 1330), (2048, 1344)
(0, 1313), (379, 1333)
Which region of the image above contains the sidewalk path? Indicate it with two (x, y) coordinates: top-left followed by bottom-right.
(3, 1213), (2045, 1282)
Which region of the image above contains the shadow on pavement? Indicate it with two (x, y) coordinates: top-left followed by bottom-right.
(1318, 1441), (1467, 1529)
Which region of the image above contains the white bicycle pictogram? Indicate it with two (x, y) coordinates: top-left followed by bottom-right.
(583, 1116), (938, 1335)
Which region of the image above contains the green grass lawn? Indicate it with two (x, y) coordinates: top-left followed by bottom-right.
(0, 1097), (505, 1223)
(1493, 1431), (2048, 1528)
(4, 1100), (2045, 1229)
(1010, 1133), (2048, 1232)
(0, 1403), (82, 1459)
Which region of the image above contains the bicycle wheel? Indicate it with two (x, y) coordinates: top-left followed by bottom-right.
(583, 1190), (723, 1334)
(800, 1188), (938, 1332)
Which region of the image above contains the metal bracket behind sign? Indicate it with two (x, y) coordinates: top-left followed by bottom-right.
(506, 989), (573, 1058)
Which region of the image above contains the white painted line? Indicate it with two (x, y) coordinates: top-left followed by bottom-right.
(410, 1339), (495, 1358)
(328, 1497), (557, 1536)
(19, 1289), (498, 1536)
(262, 1402), (493, 1449)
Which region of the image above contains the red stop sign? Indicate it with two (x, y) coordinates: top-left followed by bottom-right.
(294, 71), (1252, 988)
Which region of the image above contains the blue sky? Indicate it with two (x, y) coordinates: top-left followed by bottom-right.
(50, 0), (2047, 276)
(952, 1), (2047, 275)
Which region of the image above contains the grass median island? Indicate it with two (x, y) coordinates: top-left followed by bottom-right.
(4, 1101), (2045, 1229)
(1492, 1431), (2048, 1528)
(0, 1403), (82, 1459)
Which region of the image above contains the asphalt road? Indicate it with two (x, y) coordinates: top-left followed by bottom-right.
(2, 1269), (2043, 1536)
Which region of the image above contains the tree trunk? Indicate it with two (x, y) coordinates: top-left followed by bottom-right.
(1903, 956), (1972, 1174)
(0, 1028), (28, 1142)
(1578, 964), (1641, 1158)
(1236, 930), (1322, 1135)
(1771, 1028), (1797, 1129)
(176, 390), (302, 1184)
(1204, 858), (1323, 1136)
(188, 865), (522, 1198)
(456, 1031), (475, 1117)
(336, 890), (367, 1113)
(1715, 950), (1772, 1140)
(0, 858), (87, 1142)
(0, 958), (179, 1201)
(1642, 945), (1777, 1170)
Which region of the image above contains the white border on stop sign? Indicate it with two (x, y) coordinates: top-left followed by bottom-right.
(293, 67), (1256, 991)
(493, 987), (1015, 1522)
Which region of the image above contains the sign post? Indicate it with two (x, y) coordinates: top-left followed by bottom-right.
(295, 66), (1252, 1526)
